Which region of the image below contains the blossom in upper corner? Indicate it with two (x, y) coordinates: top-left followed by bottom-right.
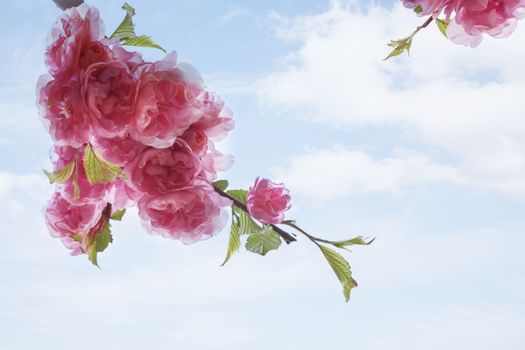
(403, 0), (525, 47)
(247, 178), (291, 225)
(447, 0), (525, 47)
(138, 181), (232, 244)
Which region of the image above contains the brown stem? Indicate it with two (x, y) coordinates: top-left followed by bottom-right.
(213, 186), (297, 244)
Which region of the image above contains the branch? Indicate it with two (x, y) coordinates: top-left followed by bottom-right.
(213, 186), (297, 244)
(52, 0), (84, 10)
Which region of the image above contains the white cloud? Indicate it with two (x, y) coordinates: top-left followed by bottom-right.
(257, 1), (525, 199)
(272, 146), (459, 202)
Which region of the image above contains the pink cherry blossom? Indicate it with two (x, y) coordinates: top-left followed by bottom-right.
(403, 0), (525, 46)
(130, 52), (204, 148)
(247, 178), (291, 225)
(51, 145), (112, 204)
(448, 0), (525, 46)
(37, 75), (90, 148)
(45, 191), (105, 255)
(127, 140), (201, 195)
(46, 4), (106, 79)
(138, 182), (232, 243)
(83, 61), (135, 138)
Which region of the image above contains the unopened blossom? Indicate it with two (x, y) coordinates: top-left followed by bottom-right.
(247, 178), (291, 225)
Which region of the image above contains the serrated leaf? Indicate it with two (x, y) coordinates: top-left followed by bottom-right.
(226, 189), (248, 204)
(319, 245), (357, 302)
(384, 37), (412, 60)
(237, 208), (262, 235)
(331, 236), (375, 250)
(436, 19), (449, 37)
(245, 229), (282, 256)
(111, 209), (126, 221)
(122, 35), (166, 52)
(87, 223), (113, 267)
(221, 218), (241, 266)
(413, 5), (423, 14)
(110, 3), (136, 40)
(43, 159), (75, 184)
(83, 144), (123, 185)
(110, 3), (166, 52)
(213, 179), (229, 192)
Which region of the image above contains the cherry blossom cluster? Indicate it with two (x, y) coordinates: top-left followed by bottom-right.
(38, 2), (370, 302)
(403, 0), (525, 46)
(39, 4), (235, 258)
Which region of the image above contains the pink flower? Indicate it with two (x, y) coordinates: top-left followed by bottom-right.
(448, 0), (525, 46)
(51, 145), (112, 204)
(130, 52), (203, 148)
(37, 75), (90, 147)
(45, 191), (105, 255)
(247, 178), (291, 225)
(127, 140), (201, 195)
(46, 4), (106, 79)
(404, 0), (525, 46)
(138, 181), (232, 243)
(90, 135), (146, 167)
(83, 61), (135, 138)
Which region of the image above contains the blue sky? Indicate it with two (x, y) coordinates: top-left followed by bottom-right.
(1, 0), (525, 349)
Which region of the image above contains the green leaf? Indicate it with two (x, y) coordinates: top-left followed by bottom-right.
(318, 245), (357, 302)
(221, 217), (241, 266)
(87, 223), (113, 267)
(110, 3), (136, 40)
(234, 207), (262, 235)
(226, 189), (248, 204)
(331, 236), (375, 250)
(436, 19), (449, 37)
(122, 35), (166, 52)
(245, 229), (282, 256)
(43, 159), (75, 184)
(110, 3), (166, 52)
(111, 209), (126, 221)
(384, 37), (412, 60)
(213, 179), (229, 192)
(413, 5), (423, 14)
(83, 144), (123, 185)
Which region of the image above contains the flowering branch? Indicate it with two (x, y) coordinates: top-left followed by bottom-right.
(40, 2), (373, 302)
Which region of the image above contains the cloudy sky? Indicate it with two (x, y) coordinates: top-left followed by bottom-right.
(1, 0), (525, 349)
